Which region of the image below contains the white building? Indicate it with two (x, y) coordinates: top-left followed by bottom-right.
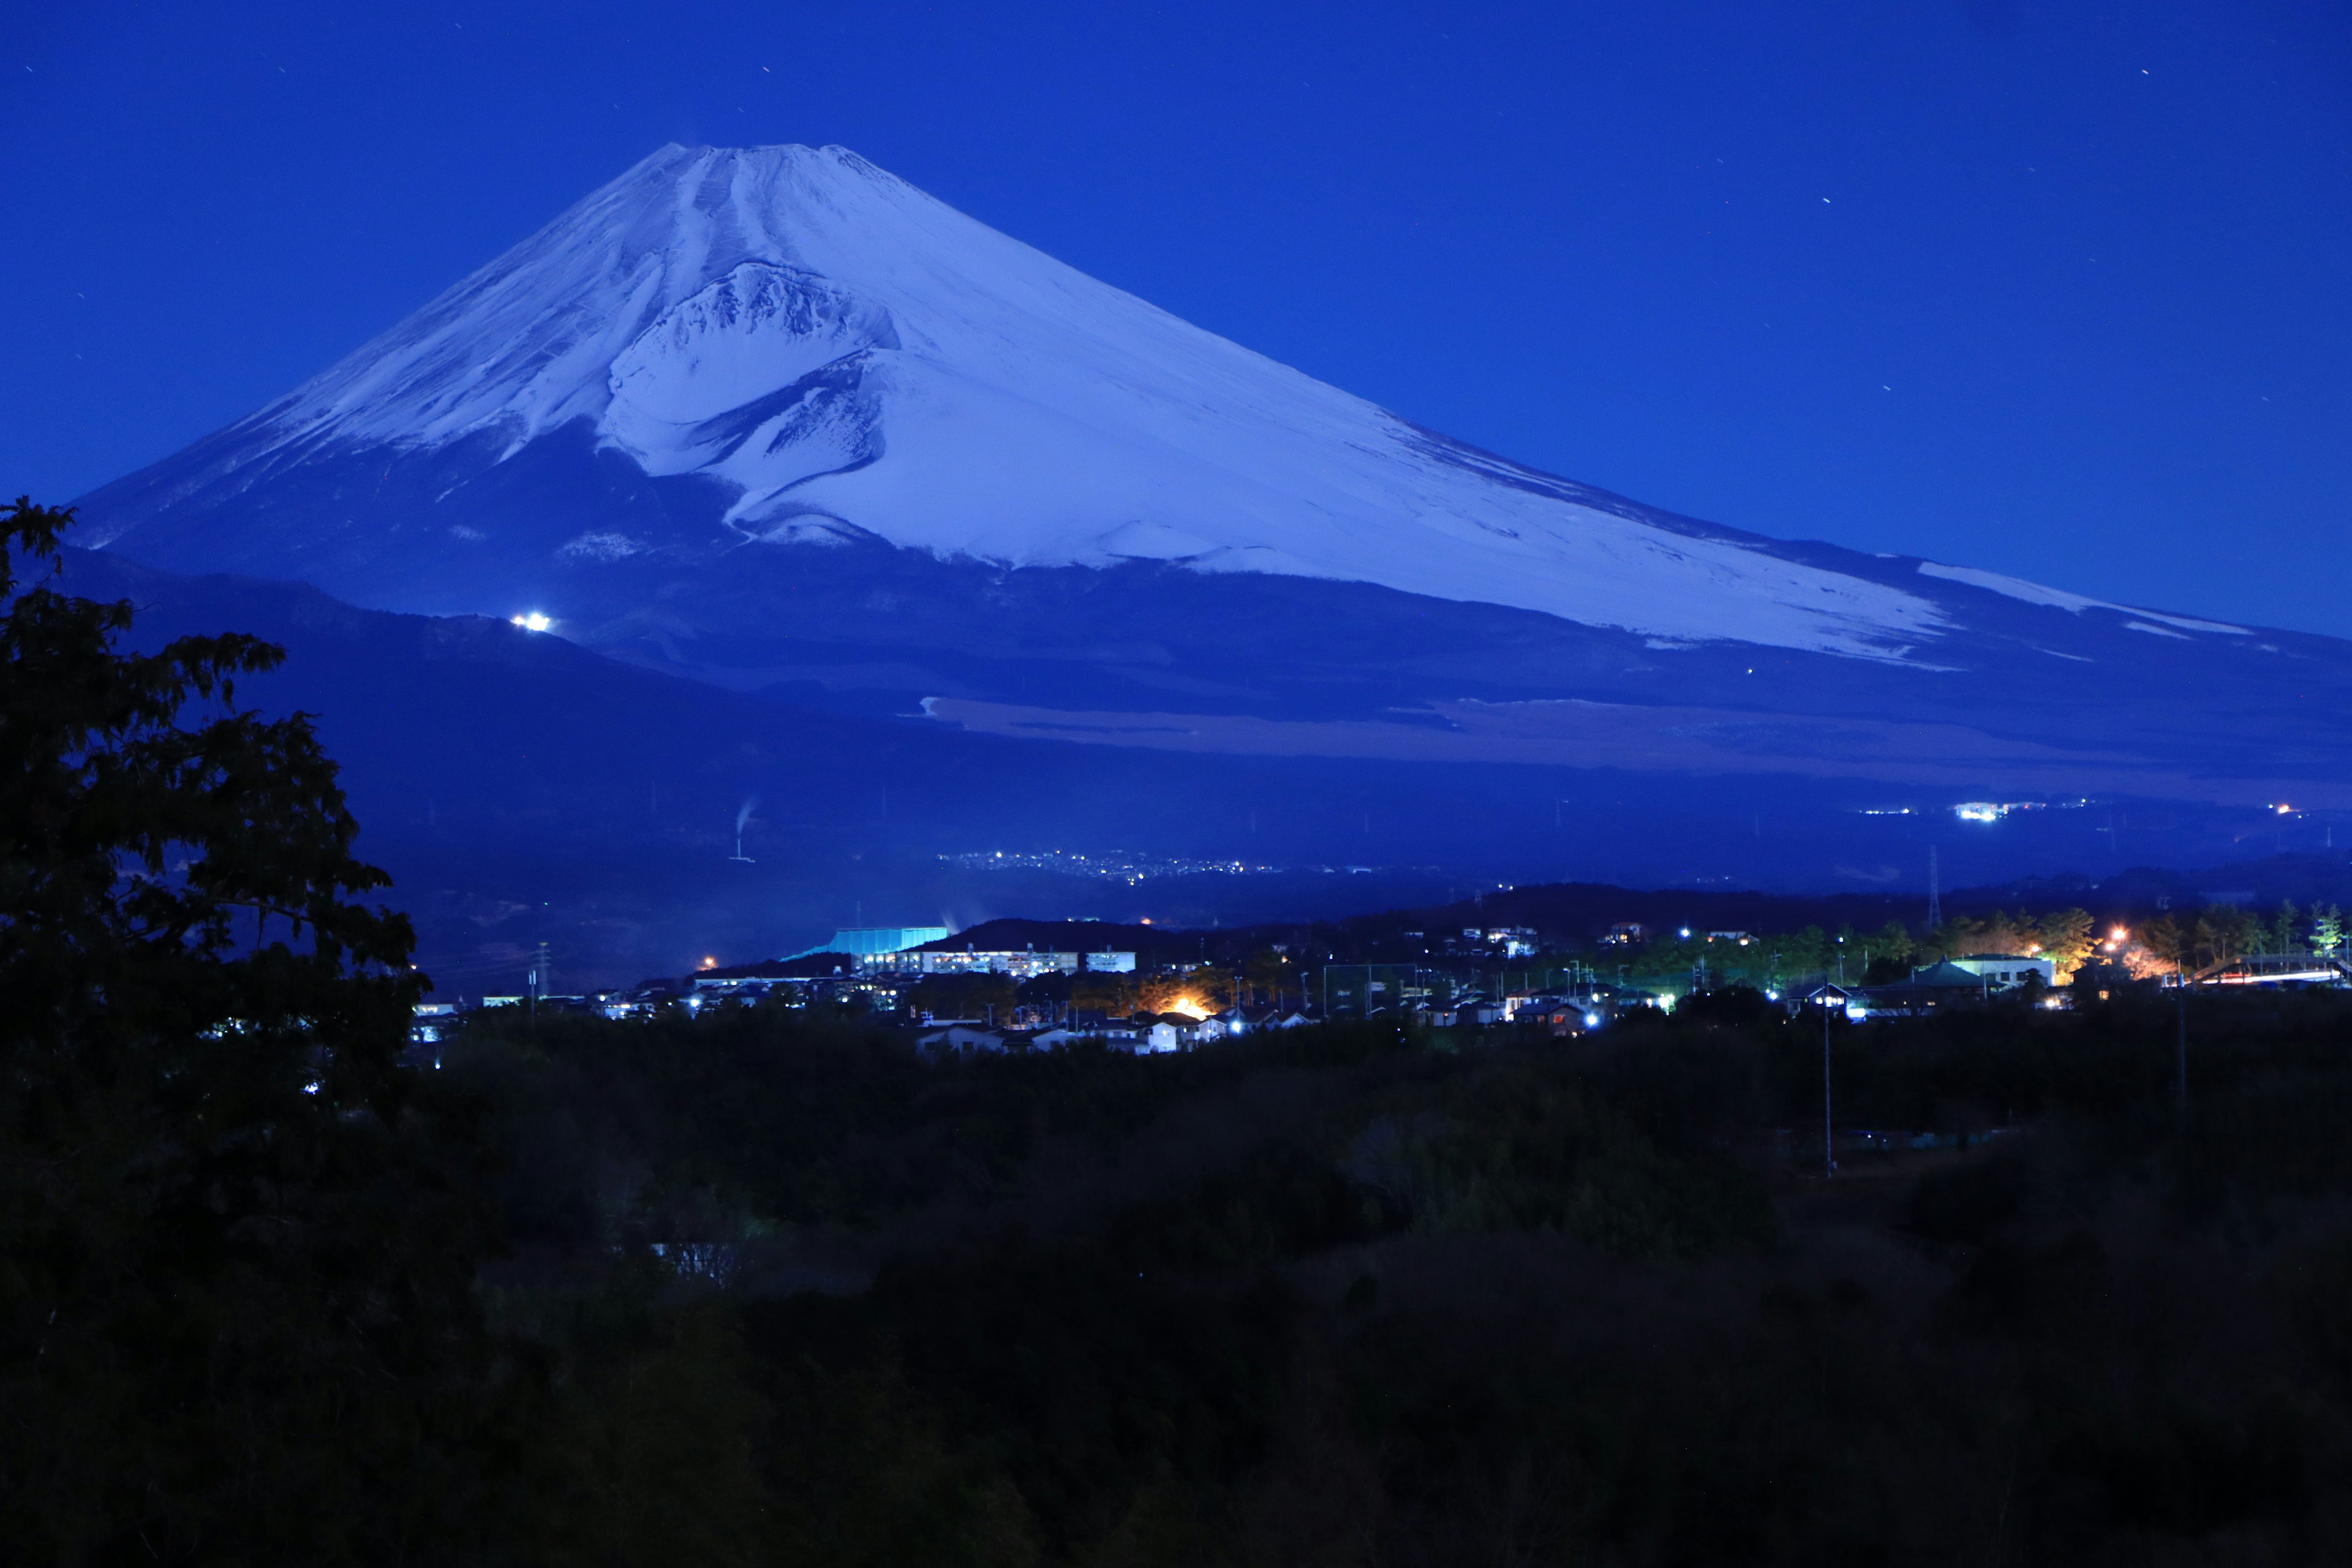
(1031, 1022), (1148, 1051)
(793, 925), (950, 959)
(1947, 954), (2056, 989)
(862, 948), (1139, 978)
(917, 1023), (1008, 1054)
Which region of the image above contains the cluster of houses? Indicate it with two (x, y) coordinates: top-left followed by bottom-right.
(413, 908), (2351, 1062)
(915, 1003), (1316, 1057)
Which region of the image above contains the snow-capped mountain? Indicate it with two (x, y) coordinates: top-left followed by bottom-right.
(74, 144), (2352, 828)
(75, 143), (2075, 657)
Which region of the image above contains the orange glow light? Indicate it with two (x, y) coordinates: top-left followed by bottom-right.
(700, 956), (717, 969)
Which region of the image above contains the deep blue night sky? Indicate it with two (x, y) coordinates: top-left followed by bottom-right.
(4, 1), (2346, 633)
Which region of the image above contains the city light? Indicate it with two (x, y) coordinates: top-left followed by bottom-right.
(510, 612), (553, 632)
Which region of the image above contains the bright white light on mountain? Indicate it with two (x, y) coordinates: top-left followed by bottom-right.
(511, 612), (552, 632)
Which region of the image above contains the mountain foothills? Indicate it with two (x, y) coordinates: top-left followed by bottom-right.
(64, 143), (2352, 968)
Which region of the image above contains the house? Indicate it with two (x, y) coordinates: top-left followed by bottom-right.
(1036, 1018), (1145, 1049)
(1851, 960), (2022, 1016)
(1444, 994), (1504, 1026)
(1792, 982), (1866, 1021)
(1143, 1020), (1181, 1054)
(1232, 1005), (1313, 1032)
(1196, 1005), (1300, 1039)
(918, 1023), (1007, 1055)
(1511, 994), (1605, 1035)
(1946, 953), (2056, 990)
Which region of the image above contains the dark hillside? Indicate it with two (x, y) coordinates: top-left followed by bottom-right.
(436, 989), (2352, 1563)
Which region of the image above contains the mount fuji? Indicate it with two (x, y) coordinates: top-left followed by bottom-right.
(81, 142), (1962, 656)
(66, 145), (2352, 943)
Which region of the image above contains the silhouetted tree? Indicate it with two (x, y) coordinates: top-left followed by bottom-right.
(2194, 906), (2258, 971)
(2141, 914), (2187, 976)
(2031, 907), (2096, 980)
(0, 500), (501, 1563)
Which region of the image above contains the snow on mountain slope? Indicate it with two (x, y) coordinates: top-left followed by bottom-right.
(82, 143), (1959, 660)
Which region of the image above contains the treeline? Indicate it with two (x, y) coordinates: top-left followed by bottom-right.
(426, 988), (2352, 1564)
(910, 954), (1313, 1023)
(1589, 912), (2078, 990)
(1604, 899), (2346, 992)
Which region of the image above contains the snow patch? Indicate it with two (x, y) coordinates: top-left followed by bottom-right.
(1090, 521), (1221, 562)
(1918, 562), (2247, 636)
(559, 531), (644, 562)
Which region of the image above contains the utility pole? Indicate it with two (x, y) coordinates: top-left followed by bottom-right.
(2176, 974), (2189, 1131)
(1823, 987), (1836, 1178)
(1926, 845), (1942, 933)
